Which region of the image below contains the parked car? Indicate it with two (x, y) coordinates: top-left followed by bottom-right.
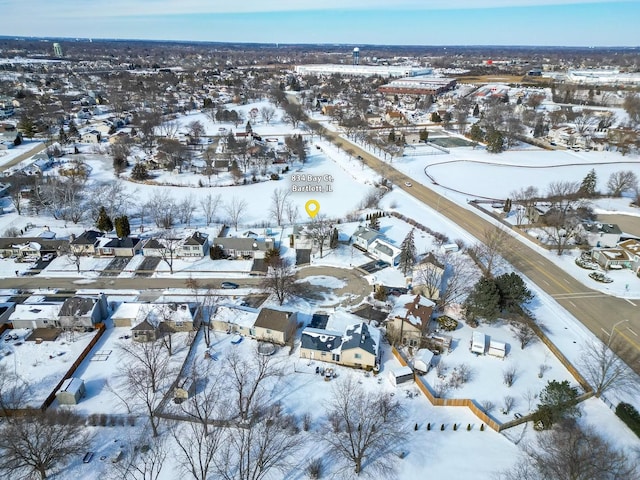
(83, 452), (94, 464)
(404, 181), (412, 187)
(42, 253), (54, 262)
(220, 281), (239, 289)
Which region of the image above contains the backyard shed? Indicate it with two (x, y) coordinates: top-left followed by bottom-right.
(413, 349), (434, 374)
(471, 331), (486, 355)
(56, 377), (85, 405)
(388, 366), (414, 387)
(488, 340), (507, 358)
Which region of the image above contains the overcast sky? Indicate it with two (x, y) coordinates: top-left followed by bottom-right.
(1, 1), (637, 46)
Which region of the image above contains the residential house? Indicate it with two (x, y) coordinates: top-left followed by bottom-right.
(385, 110), (407, 126)
(370, 239), (402, 266)
(578, 222), (622, 248)
(300, 322), (381, 370)
(619, 239), (640, 273)
(178, 232), (209, 257)
(212, 237), (274, 259)
(58, 294), (108, 328)
(81, 130), (102, 144)
(141, 238), (167, 257)
(70, 230), (103, 256)
(364, 113), (384, 128)
(0, 302), (16, 326)
(387, 294), (435, 346)
(411, 254), (444, 300)
(8, 303), (63, 329)
(131, 303), (201, 342)
(210, 305), (259, 337)
(253, 308), (297, 345)
(0, 237), (67, 259)
(97, 237), (143, 257)
(111, 302), (144, 328)
(351, 226), (380, 252)
(591, 248), (633, 270)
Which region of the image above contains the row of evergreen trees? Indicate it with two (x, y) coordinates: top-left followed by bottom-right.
(95, 206), (131, 238)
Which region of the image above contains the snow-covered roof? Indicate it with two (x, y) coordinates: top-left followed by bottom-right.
(59, 377), (84, 395)
(214, 305), (258, 329)
(391, 294), (434, 327)
(10, 303), (62, 321)
(111, 302), (144, 322)
(301, 327), (343, 353)
(342, 322), (380, 357)
(142, 303), (195, 327)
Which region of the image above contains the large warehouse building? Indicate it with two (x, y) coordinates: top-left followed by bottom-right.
(378, 75), (457, 96)
(294, 64), (433, 78)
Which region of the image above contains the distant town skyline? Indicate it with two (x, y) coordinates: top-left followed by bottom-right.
(1, 1), (638, 47)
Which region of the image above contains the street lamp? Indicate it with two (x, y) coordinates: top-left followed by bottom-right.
(608, 319), (629, 346)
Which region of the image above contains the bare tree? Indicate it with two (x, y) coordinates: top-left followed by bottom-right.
(261, 257), (298, 305)
(413, 254), (444, 299)
(225, 196), (248, 231)
(156, 230), (183, 275)
(260, 106), (276, 125)
(187, 120), (205, 145)
(503, 365), (517, 387)
(147, 190), (177, 228)
(511, 321), (537, 349)
(498, 420), (639, 480)
(269, 188), (290, 226)
(0, 410), (93, 480)
(542, 180), (585, 255)
(110, 436), (168, 480)
(119, 339), (172, 437)
(172, 419), (223, 480)
(475, 225), (512, 277)
(158, 119), (180, 139)
(6, 173), (31, 215)
(283, 103), (306, 129)
(215, 409), (302, 480)
(573, 109), (599, 136)
(0, 364), (30, 414)
(510, 185), (540, 226)
(503, 395), (516, 415)
(607, 170), (638, 197)
(579, 336), (638, 397)
(177, 197), (196, 227)
(305, 215), (333, 258)
(322, 377), (407, 476)
(225, 348), (282, 423)
(200, 192), (222, 226)
(438, 253), (476, 310)
(285, 201), (299, 225)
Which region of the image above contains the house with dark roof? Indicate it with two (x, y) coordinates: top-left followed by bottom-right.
(178, 231), (209, 257)
(300, 321), (381, 370)
(578, 222), (622, 248)
(58, 294), (108, 328)
(212, 237), (274, 259)
(0, 237), (67, 259)
(97, 237), (143, 257)
(387, 294), (434, 346)
(141, 238), (167, 257)
(253, 308), (297, 345)
(70, 230), (103, 255)
(131, 303), (201, 342)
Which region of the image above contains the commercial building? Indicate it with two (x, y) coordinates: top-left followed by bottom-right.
(378, 75), (457, 96)
(295, 64), (433, 78)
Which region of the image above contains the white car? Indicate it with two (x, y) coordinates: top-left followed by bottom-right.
(404, 181), (412, 187)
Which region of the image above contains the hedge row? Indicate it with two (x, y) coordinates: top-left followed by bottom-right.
(616, 402), (640, 438)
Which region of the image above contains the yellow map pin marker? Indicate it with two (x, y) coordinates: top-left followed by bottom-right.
(305, 200), (320, 219)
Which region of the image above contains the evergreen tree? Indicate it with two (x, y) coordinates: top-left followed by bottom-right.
(472, 104), (480, 117)
(486, 129), (505, 153)
(245, 120), (252, 134)
(368, 213), (380, 231)
(534, 380), (581, 429)
(579, 169), (597, 198)
(210, 244), (225, 260)
(463, 277), (501, 323)
(58, 126), (67, 144)
(330, 227), (339, 249)
(469, 124), (485, 142)
(18, 116), (37, 138)
(430, 112), (442, 123)
(114, 215), (131, 239)
(399, 228), (416, 276)
(264, 247), (281, 267)
(494, 272), (533, 313)
(419, 128), (429, 142)
(95, 206), (113, 232)
(131, 162), (149, 180)
(67, 119), (79, 138)
(503, 198), (512, 214)
(388, 129), (396, 143)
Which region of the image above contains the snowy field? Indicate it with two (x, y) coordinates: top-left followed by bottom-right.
(0, 327), (99, 407)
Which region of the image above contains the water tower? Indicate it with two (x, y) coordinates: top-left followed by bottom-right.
(352, 47), (360, 66)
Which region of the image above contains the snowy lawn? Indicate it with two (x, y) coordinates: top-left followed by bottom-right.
(0, 327), (99, 407)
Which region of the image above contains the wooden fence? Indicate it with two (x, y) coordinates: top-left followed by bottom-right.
(40, 323), (107, 411)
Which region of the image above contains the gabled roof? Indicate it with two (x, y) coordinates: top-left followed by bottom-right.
(254, 308), (294, 332)
(59, 297), (96, 318)
(183, 232), (208, 246)
(353, 226), (380, 242)
(0, 237), (67, 251)
(301, 327), (343, 353)
(102, 237), (141, 249)
(71, 230), (102, 245)
(142, 238), (165, 250)
(341, 323), (380, 357)
(213, 237), (269, 252)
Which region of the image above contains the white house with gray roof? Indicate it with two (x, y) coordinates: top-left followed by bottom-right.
(578, 222), (622, 248)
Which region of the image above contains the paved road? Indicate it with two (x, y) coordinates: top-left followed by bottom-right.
(313, 122), (640, 371)
(0, 142), (47, 172)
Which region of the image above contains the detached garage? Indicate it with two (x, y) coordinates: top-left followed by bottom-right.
(56, 377), (86, 405)
(388, 366), (414, 387)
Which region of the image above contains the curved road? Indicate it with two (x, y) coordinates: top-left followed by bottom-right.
(314, 121), (640, 371)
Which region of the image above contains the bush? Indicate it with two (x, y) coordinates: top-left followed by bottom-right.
(453, 423), (458, 431)
(480, 424), (485, 431)
(440, 424), (445, 431)
(467, 423), (471, 431)
(302, 413), (312, 432)
(427, 422), (431, 431)
(270, 173), (280, 180)
(436, 315), (459, 332)
(616, 402), (640, 438)
(306, 458), (323, 479)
